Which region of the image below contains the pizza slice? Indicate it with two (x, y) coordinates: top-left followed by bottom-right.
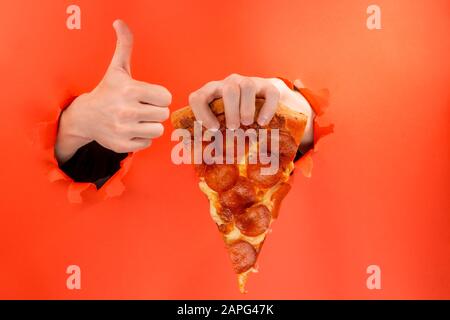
(171, 98), (307, 292)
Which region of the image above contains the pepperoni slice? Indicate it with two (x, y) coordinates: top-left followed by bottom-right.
(228, 241), (257, 274)
(217, 223), (234, 234)
(264, 130), (298, 168)
(235, 204), (271, 236)
(194, 163), (207, 177)
(258, 129), (297, 167)
(264, 130), (296, 156)
(279, 130), (298, 160)
(179, 117), (195, 129)
(217, 207), (234, 223)
(271, 182), (291, 219)
(247, 163), (282, 189)
(204, 164), (239, 192)
(219, 177), (257, 210)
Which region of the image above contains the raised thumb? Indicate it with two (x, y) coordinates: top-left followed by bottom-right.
(109, 19), (133, 74)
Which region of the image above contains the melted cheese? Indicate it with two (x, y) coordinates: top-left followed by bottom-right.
(199, 158), (296, 293)
(198, 160), (294, 247)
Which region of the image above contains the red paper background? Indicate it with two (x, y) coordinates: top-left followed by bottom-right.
(0, 0), (448, 299)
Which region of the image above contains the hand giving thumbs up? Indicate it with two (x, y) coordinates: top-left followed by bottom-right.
(55, 20), (172, 164)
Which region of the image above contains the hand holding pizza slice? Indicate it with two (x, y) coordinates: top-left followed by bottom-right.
(171, 74), (315, 292)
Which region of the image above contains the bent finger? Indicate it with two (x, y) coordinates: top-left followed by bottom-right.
(134, 104), (170, 122)
(130, 122), (165, 139)
(223, 82), (240, 129)
(131, 81), (172, 107)
(189, 81), (221, 129)
(256, 83), (280, 126)
(128, 138), (153, 151)
(239, 78), (256, 126)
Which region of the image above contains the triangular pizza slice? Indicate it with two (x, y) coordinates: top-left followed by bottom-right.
(171, 98), (307, 292)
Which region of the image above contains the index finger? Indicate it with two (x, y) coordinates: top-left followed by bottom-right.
(189, 81), (222, 130)
(133, 80), (172, 107)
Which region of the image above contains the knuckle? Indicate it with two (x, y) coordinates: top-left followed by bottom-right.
(189, 91), (205, 106)
(188, 92), (197, 105)
(267, 84), (280, 99)
(239, 78), (255, 91)
(111, 121), (127, 136)
(122, 84), (137, 98)
(201, 80), (220, 93)
(223, 82), (239, 95)
(226, 73), (241, 82)
(117, 108), (134, 120)
(207, 80), (220, 87)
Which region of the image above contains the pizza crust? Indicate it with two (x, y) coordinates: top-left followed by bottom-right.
(171, 98), (307, 145)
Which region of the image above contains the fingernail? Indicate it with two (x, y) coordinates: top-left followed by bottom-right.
(258, 116), (268, 126)
(227, 122), (239, 130)
(210, 120), (220, 130)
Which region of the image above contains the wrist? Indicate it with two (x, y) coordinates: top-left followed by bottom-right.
(55, 95), (93, 163)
